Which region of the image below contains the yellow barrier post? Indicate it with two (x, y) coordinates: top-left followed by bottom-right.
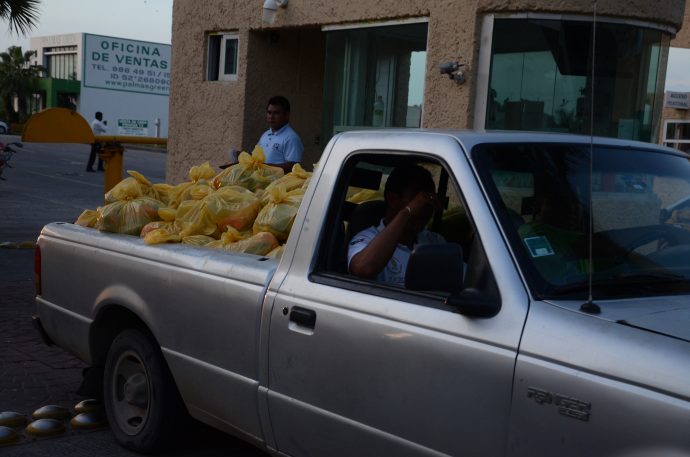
(98, 143), (125, 195)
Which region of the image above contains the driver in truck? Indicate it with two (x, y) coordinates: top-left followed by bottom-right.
(348, 164), (444, 286)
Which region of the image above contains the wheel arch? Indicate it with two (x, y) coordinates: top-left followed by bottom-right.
(90, 304), (155, 367)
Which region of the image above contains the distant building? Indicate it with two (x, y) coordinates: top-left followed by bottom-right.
(660, 4), (690, 152)
(29, 33), (170, 137)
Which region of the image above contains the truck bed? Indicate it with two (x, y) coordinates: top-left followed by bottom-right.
(36, 222), (278, 439)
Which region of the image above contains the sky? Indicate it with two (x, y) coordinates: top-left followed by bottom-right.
(0, 0), (173, 51)
(666, 47), (690, 93)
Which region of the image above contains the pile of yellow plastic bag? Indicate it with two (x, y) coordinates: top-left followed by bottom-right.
(75, 157), (310, 260)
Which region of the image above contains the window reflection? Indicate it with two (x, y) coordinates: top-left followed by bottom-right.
(321, 23), (428, 146)
(487, 19), (669, 143)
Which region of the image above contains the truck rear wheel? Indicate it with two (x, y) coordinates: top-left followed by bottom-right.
(103, 328), (185, 452)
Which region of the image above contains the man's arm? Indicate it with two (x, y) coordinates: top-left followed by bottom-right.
(349, 208), (412, 279)
(349, 192), (435, 279)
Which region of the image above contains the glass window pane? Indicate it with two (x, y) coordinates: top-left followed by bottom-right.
(487, 19), (669, 142)
(321, 22), (428, 145)
(666, 122), (690, 141)
(207, 35), (221, 81)
(224, 38), (238, 75)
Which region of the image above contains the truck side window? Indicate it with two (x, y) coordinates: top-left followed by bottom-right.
(313, 153), (498, 308)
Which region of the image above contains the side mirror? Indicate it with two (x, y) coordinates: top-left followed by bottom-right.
(405, 243), (463, 294)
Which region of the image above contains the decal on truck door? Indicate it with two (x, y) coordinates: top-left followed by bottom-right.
(527, 387), (591, 422)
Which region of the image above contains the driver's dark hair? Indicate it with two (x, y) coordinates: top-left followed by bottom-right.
(385, 164), (435, 197)
(267, 95), (290, 112)
(95, 111), (103, 120)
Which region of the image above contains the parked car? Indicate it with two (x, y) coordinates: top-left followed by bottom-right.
(33, 131), (690, 456)
(0, 121), (8, 134)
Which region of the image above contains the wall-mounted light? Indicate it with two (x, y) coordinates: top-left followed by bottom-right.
(440, 60), (466, 85)
(262, 0), (288, 25)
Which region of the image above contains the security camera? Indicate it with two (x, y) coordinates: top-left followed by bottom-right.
(440, 61), (459, 75)
(439, 60), (466, 85)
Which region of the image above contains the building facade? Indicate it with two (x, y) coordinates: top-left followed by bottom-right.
(168, 0), (686, 182)
(660, 5), (690, 152)
(30, 33), (171, 137)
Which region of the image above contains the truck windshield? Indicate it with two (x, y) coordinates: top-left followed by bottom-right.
(473, 143), (690, 300)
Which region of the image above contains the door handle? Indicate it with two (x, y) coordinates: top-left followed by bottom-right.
(289, 306), (317, 329)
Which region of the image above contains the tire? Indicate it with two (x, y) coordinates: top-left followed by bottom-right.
(103, 328), (186, 453)
(0, 126), (6, 134)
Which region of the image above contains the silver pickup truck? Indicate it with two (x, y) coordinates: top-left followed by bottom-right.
(34, 130), (690, 456)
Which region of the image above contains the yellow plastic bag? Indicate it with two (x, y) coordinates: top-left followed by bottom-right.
(152, 183), (176, 206)
(97, 198), (163, 235)
(175, 199), (219, 238)
(96, 179), (163, 235)
(140, 220), (177, 238)
(225, 231), (279, 256)
(205, 226), (249, 249)
(266, 244), (285, 259)
(158, 206), (177, 222)
(75, 209), (99, 228)
(169, 162), (217, 208)
(347, 188), (383, 204)
(261, 163), (311, 204)
(182, 235), (217, 247)
(213, 146), (284, 191)
(176, 186), (262, 238)
(105, 170), (166, 204)
(253, 185), (303, 242)
(207, 186), (262, 232)
(144, 228), (182, 245)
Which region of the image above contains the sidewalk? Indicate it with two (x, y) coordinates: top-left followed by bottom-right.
(0, 280), (86, 415)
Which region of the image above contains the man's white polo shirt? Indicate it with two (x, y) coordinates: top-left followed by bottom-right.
(257, 123), (304, 164)
(347, 219), (445, 286)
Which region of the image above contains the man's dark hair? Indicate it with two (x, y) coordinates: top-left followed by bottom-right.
(267, 95), (290, 112)
(95, 111), (103, 120)
(384, 164), (435, 197)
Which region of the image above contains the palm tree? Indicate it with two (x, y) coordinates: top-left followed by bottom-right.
(0, 46), (44, 122)
(0, 0), (41, 35)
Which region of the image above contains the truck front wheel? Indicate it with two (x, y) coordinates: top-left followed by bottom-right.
(103, 328), (185, 452)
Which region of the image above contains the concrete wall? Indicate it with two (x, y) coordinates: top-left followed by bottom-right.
(168, 0), (687, 183)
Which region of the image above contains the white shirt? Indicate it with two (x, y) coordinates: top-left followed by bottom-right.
(91, 119), (107, 136)
(257, 123), (304, 164)
(347, 219), (445, 286)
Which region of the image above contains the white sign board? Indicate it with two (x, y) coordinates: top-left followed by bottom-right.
(665, 91), (690, 110)
(83, 34), (171, 96)
(117, 119), (149, 136)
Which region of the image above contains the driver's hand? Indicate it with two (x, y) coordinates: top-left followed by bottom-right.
(406, 191), (441, 220)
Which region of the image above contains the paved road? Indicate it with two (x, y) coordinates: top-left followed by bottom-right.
(0, 136), (267, 456)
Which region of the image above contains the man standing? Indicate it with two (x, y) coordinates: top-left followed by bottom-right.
(87, 111), (107, 172)
(256, 96), (304, 173)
